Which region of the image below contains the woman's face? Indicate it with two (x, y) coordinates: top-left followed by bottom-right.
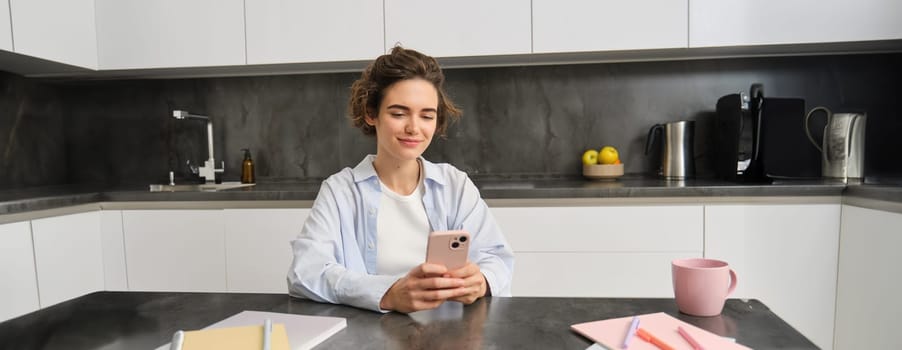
(366, 78), (438, 163)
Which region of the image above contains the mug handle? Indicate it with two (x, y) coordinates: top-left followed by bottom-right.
(726, 269), (738, 297)
(804, 107), (831, 153)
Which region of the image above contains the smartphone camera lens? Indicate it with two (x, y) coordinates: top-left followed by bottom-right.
(451, 242), (460, 248)
(458, 236), (467, 243)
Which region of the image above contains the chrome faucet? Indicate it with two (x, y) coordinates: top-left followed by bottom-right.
(172, 110), (224, 183)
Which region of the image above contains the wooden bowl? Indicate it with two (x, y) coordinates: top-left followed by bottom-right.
(583, 163), (624, 180)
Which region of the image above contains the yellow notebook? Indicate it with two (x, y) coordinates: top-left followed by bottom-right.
(181, 323), (290, 350)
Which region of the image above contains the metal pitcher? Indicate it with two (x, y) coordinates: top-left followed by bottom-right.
(645, 120), (695, 179)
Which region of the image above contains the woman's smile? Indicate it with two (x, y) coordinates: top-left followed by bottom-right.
(398, 138), (422, 147)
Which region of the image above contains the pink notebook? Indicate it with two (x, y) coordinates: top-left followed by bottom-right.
(571, 312), (751, 350)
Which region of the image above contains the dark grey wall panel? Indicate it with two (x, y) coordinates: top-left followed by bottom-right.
(55, 52), (902, 185)
(1, 52), (900, 189)
(432, 53), (901, 179)
(61, 74), (368, 185)
(0, 72), (65, 190)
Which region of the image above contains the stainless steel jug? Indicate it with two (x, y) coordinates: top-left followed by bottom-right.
(645, 120), (695, 179)
(804, 107), (866, 181)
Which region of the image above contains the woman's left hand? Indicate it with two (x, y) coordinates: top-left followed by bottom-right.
(444, 263), (487, 304)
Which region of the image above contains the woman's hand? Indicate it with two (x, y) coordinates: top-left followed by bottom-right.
(379, 263), (468, 313)
(444, 263), (488, 305)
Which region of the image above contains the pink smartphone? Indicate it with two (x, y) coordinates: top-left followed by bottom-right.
(425, 230), (470, 270)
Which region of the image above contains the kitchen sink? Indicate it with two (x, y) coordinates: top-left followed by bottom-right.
(478, 182), (536, 190)
(148, 182), (255, 192)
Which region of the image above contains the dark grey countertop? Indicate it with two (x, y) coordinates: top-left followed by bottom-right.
(0, 292), (817, 350)
(2, 175), (900, 216)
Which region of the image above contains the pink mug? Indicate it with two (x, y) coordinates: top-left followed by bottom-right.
(672, 258), (738, 317)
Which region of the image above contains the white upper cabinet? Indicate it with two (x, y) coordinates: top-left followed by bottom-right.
(5, 0), (900, 76)
(384, 0), (531, 57)
(8, 0), (97, 68)
(245, 0), (384, 64)
(690, 0), (902, 47)
(95, 0), (245, 69)
(1, 1), (12, 51)
(533, 0), (688, 53)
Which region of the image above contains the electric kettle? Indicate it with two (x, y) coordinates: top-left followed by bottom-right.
(645, 120), (695, 179)
(804, 107), (866, 181)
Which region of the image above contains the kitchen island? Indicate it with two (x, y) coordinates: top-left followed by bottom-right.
(0, 292), (817, 350)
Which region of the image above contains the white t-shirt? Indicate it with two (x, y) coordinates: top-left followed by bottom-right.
(375, 177), (429, 276)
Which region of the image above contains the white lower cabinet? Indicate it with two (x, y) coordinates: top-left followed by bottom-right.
(223, 208), (309, 293)
(513, 252), (697, 297)
(705, 204), (840, 350)
(491, 205), (704, 297)
(30, 211), (105, 308)
(100, 210), (128, 291)
(0, 221), (40, 321)
(1, 1), (11, 51)
(122, 210), (227, 292)
(119, 208), (309, 294)
(834, 205), (902, 350)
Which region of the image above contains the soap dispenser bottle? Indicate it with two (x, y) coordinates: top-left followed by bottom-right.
(240, 148), (255, 184)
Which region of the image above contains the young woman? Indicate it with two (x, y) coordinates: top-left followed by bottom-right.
(288, 47), (514, 313)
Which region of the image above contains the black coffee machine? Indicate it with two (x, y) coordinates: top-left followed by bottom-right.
(713, 84), (821, 182)
(713, 84), (769, 182)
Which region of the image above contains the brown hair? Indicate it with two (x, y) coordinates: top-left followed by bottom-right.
(348, 46), (461, 137)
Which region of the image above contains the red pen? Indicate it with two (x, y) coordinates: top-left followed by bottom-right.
(636, 327), (675, 350)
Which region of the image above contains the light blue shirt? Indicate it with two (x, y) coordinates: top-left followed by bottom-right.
(287, 155), (515, 311)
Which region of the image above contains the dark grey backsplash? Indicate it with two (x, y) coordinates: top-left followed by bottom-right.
(434, 53), (902, 180)
(61, 74), (361, 186)
(0, 72), (66, 190)
(2, 53), (901, 189)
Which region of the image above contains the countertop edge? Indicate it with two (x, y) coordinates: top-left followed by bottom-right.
(841, 196), (902, 214)
(1, 182), (900, 223)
